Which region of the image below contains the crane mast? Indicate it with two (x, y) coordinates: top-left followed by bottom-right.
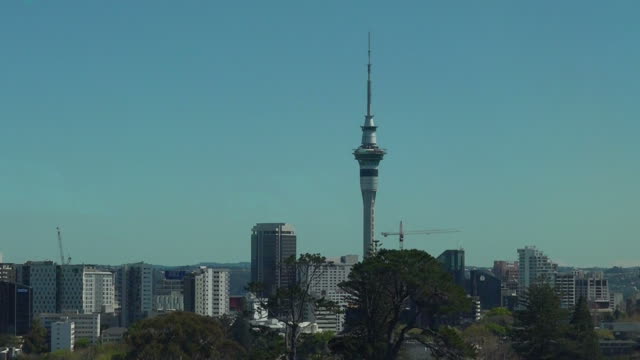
(57, 226), (65, 264)
(381, 221), (460, 250)
(56, 227), (71, 265)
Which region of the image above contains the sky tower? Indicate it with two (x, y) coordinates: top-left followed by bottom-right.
(354, 34), (386, 258)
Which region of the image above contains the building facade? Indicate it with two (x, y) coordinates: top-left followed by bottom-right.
(40, 312), (101, 344)
(50, 320), (75, 352)
(153, 270), (185, 312)
(554, 272), (577, 309)
(116, 263), (153, 327)
(305, 255), (358, 332)
(0, 263), (16, 283)
(437, 249), (466, 288)
(467, 270), (502, 310)
(251, 223), (297, 297)
(16, 261), (58, 316)
(517, 246), (557, 305)
(185, 268), (230, 317)
(83, 270), (116, 314)
(576, 271), (611, 312)
(0, 281), (32, 336)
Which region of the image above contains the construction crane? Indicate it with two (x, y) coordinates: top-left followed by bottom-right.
(381, 221), (460, 250)
(56, 227), (71, 265)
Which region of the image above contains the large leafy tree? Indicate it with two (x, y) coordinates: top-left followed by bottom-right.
(462, 307), (518, 360)
(22, 319), (48, 354)
(124, 311), (244, 360)
(512, 284), (570, 360)
(566, 296), (601, 360)
(247, 253), (339, 360)
(332, 249), (472, 360)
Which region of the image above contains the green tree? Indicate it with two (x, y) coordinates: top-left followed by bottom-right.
(75, 338), (91, 349)
(22, 319), (49, 354)
(124, 311), (245, 360)
(512, 284), (569, 360)
(566, 297), (601, 360)
(0, 333), (21, 348)
(332, 249), (472, 360)
(297, 331), (335, 360)
(247, 253), (339, 360)
(462, 310), (518, 360)
(246, 327), (286, 360)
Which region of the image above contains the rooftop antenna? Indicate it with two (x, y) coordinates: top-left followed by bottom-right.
(366, 32), (372, 118)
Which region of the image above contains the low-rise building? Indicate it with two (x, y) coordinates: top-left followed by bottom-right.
(40, 312), (100, 344)
(101, 327), (128, 344)
(51, 320), (75, 352)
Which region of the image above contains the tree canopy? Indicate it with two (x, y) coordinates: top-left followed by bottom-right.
(332, 249), (472, 360)
(247, 253), (339, 360)
(124, 311), (244, 360)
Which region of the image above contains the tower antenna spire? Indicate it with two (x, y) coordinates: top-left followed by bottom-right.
(366, 32), (372, 118)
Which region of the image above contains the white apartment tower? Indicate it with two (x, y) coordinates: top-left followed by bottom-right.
(517, 246), (557, 307)
(518, 246), (557, 290)
(191, 268), (230, 317)
(83, 271), (115, 313)
(305, 255), (358, 332)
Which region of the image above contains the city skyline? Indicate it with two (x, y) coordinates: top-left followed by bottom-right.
(2, 1), (639, 267)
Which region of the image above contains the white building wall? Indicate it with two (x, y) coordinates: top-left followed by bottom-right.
(83, 271), (115, 313)
(305, 255), (358, 332)
(40, 313), (101, 344)
(517, 247), (557, 307)
(154, 291), (184, 311)
(193, 268), (230, 317)
(51, 320), (75, 352)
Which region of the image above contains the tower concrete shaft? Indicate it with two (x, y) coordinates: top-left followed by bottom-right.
(354, 34), (385, 258)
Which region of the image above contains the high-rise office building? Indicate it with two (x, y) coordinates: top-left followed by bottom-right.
(251, 223), (297, 297)
(116, 263), (153, 327)
(183, 268), (230, 317)
(0, 281), (32, 336)
(0, 263), (16, 282)
(84, 270), (116, 313)
(353, 36), (386, 258)
(437, 249), (466, 288)
(16, 261), (58, 316)
(555, 272), (577, 309)
(468, 270), (502, 310)
(153, 270), (185, 312)
(58, 265), (89, 313)
(575, 271), (611, 312)
(56, 265), (115, 314)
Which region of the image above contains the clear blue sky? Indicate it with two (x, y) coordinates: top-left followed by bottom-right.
(1, 1), (638, 267)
